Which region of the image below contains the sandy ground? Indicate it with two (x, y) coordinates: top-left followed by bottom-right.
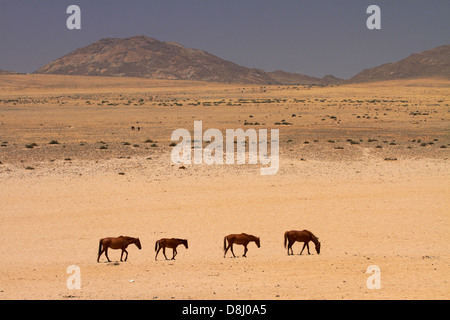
(0, 75), (449, 300)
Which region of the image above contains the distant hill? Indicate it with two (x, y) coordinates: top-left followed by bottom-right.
(33, 35), (448, 85)
(34, 35), (344, 85)
(267, 70), (343, 85)
(0, 69), (20, 75)
(34, 35), (277, 84)
(348, 44), (450, 83)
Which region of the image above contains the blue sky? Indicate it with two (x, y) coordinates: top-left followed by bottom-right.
(0, 0), (449, 78)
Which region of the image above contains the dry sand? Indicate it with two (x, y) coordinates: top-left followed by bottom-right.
(0, 75), (449, 299)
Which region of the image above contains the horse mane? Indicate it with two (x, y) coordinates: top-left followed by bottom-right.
(242, 233), (258, 241)
(119, 236), (139, 242)
(172, 238), (187, 243)
(305, 230), (319, 244)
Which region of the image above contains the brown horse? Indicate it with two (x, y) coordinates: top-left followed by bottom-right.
(224, 233), (260, 258)
(97, 236), (142, 262)
(155, 238), (188, 260)
(284, 230), (320, 255)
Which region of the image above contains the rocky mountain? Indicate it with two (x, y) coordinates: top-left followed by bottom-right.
(34, 35), (277, 84)
(348, 44), (450, 83)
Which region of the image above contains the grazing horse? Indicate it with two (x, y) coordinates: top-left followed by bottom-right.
(155, 238), (188, 260)
(97, 236), (142, 262)
(224, 233), (260, 258)
(284, 230), (320, 255)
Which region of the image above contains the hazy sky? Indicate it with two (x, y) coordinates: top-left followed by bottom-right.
(1, 0), (449, 78)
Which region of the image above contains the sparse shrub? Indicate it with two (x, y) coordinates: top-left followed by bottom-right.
(25, 143), (38, 149)
(169, 142), (177, 147)
(100, 145), (108, 149)
(49, 140), (60, 145)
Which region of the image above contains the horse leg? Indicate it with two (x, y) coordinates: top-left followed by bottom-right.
(105, 248), (111, 262)
(288, 240), (294, 255)
(155, 247), (161, 261)
(300, 242), (307, 255)
(224, 244), (230, 258)
(243, 245), (248, 258)
(98, 247), (106, 262)
(172, 248), (177, 260)
(120, 249), (124, 262)
(163, 247), (169, 260)
(124, 249), (129, 261)
(230, 244), (236, 258)
(306, 242), (311, 255)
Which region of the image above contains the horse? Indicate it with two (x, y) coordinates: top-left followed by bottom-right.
(97, 236), (142, 262)
(224, 233), (260, 258)
(284, 230), (320, 255)
(155, 238), (188, 260)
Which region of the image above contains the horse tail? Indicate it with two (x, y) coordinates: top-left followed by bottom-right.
(223, 236), (227, 252)
(98, 239), (103, 256)
(155, 240), (159, 252)
(284, 231), (288, 248)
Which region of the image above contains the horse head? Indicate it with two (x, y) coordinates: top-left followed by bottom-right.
(184, 239), (188, 249)
(315, 240), (321, 254)
(256, 237), (261, 248)
(135, 238), (142, 250)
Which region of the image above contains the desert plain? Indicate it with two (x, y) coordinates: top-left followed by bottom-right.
(0, 74), (449, 299)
